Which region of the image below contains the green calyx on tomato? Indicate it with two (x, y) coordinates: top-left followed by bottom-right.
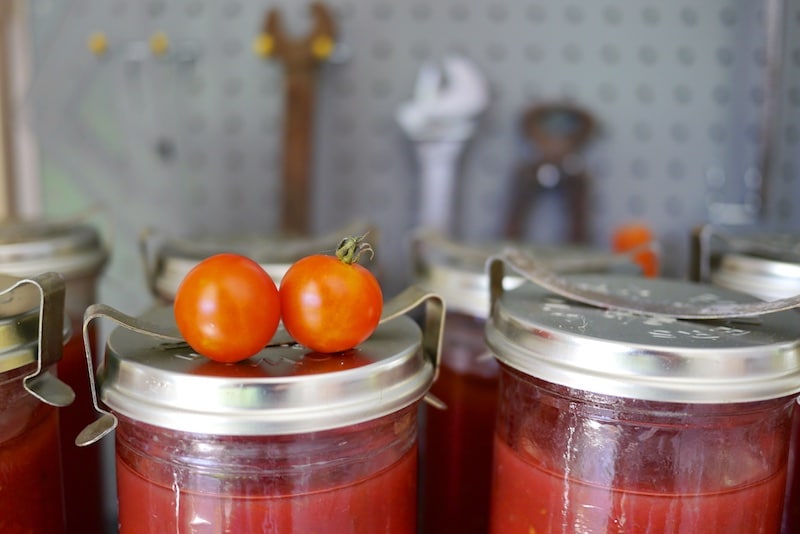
(335, 233), (374, 265)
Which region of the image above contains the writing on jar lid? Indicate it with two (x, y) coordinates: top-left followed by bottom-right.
(541, 294), (753, 343)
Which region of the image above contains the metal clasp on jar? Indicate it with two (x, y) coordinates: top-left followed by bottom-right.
(2, 272), (74, 407)
(488, 247), (800, 320)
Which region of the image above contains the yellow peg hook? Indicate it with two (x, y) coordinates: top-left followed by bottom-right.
(87, 32), (108, 56)
(310, 35), (334, 60)
(149, 31), (169, 57)
(253, 34), (275, 58)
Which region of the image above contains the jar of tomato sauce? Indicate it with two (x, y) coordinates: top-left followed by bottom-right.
(80, 291), (441, 533)
(412, 231), (641, 534)
(0, 219), (109, 533)
(0, 272), (71, 533)
(486, 270), (800, 533)
(691, 230), (800, 534)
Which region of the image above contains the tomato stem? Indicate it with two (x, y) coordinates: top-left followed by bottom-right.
(336, 233), (374, 265)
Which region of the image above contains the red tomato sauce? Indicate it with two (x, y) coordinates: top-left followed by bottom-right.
(782, 409), (800, 532)
(0, 369), (65, 534)
(491, 436), (785, 533)
(114, 408), (418, 533)
(57, 319), (106, 533)
(489, 370), (791, 533)
(420, 312), (498, 534)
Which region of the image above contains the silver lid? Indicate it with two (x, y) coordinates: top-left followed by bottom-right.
(413, 231), (639, 318)
(143, 221), (375, 300)
(487, 274), (800, 403)
(0, 219), (107, 279)
(150, 235), (293, 300)
(99, 306), (434, 435)
(712, 253), (800, 301)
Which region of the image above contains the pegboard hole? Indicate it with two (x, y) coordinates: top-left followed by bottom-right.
(639, 46), (658, 65)
(719, 7), (738, 27)
(631, 159), (649, 180)
(677, 47), (695, 66)
(598, 83), (617, 103)
(603, 6), (622, 25)
(487, 43), (507, 62)
(371, 41), (393, 60)
(525, 5), (547, 22)
(665, 196), (683, 216)
(716, 47), (735, 67)
(223, 2), (241, 18)
(671, 123), (689, 143)
(450, 5), (469, 21)
(636, 84), (655, 104)
(564, 5), (584, 24)
(373, 4), (392, 19)
(601, 44), (621, 64)
(524, 44), (545, 63)
(667, 159), (686, 180)
(681, 7), (699, 26)
(713, 85), (731, 105)
(185, 2), (204, 17)
(633, 122), (652, 141)
(627, 195), (646, 216)
(411, 4), (432, 21)
(673, 85), (692, 104)
(641, 6), (660, 25)
(225, 151), (244, 173)
(562, 43), (581, 63)
(488, 4), (508, 22)
(709, 123), (728, 143)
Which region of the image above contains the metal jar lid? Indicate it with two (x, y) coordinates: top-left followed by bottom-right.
(142, 221), (375, 300)
(487, 274), (800, 403)
(96, 306), (435, 435)
(0, 219), (108, 279)
(413, 230), (639, 318)
(712, 252), (800, 301)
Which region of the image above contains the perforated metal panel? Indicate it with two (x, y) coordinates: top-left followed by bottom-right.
(25, 0), (800, 315)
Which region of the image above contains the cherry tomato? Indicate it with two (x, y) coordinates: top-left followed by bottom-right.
(174, 253), (280, 363)
(612, 222), (659, 278)
(279, 236), (383, 353)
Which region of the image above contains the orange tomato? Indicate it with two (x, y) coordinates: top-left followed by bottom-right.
(612, 222), (659, 277)
(174, 253), (280, 363)
(279, 236), (382, 353)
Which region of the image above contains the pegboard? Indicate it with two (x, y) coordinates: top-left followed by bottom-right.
(23, 0), (800, 316)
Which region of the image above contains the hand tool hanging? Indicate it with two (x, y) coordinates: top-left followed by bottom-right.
(396, 55), (488, 238)
(257, 2), (336, 236)
(504, 103), (596, 243)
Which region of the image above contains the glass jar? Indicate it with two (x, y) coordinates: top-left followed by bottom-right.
(83, 295), (441, 533)
(693, 231), (800, 534)
(0, 273), (71, 533)
(413, 232), (641, 534)
(486, 273), (800, 533)
(0, 219), (109, 533)
(710, 252), (800, 301)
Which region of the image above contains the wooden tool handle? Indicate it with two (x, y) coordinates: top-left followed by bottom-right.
(261, 3), (336, 236)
